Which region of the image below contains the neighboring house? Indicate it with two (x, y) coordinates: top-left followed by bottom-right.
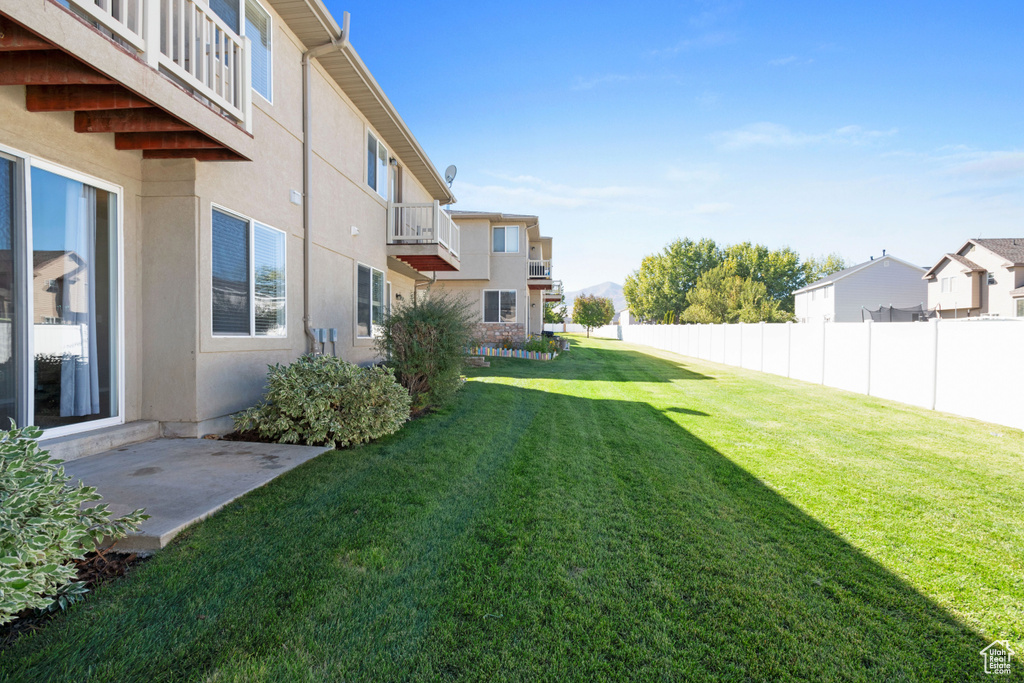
(923, 239), (1024, 318)
(793, 255), (927, 323)
(0, 0), (465, 455)
(430, 211), (557, 342)
(615, 308), (639, 325)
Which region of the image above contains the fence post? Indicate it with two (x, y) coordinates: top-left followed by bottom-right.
(759, 321), (766, 372)
(820, 319), (827, 385)
(865, 319), (872, 396)
(738, 322), (743, 368)
(930, 317), (939, 410)
(786, 321), (793, 378)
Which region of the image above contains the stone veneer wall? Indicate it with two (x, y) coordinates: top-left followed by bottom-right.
(473, 323), (526, 344)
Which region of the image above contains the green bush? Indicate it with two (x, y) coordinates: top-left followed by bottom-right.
(234, 355), (411, 448)
(376, 292), (476, 411)
(0, 425), (147, 625)
(496, 336), (559, 354)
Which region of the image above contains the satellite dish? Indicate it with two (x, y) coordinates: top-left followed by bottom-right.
(444, 165), (457, 187)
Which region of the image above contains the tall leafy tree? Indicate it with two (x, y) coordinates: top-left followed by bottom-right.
(724, 242), (805, 312)
(682, 265), (792, 324)
(573, 295), (615, 337)
(802, 253), (848, 284)
(623, 238), (723, 322)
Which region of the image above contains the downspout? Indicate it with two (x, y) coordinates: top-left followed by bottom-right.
(302, 12), (349, 352)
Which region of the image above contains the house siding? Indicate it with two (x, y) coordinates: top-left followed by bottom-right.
(0, 0), (455, 438)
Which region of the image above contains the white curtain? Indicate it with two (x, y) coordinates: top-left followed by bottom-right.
(59, 182), (99, 417)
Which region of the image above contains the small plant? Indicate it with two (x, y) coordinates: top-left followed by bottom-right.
(496, 336), (559, 354)
(234, 355), (411, 448)
(0, 425), (147, 625)
(376, 292), (476, 411)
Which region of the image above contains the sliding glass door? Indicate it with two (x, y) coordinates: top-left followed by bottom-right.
(0, 147), (121, 435)
(0, 154), (18, 429)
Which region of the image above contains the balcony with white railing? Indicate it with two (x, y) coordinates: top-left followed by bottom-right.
(543, 280), (563, 302)
(64, 0), (252, 131)
(529, 259), (552, 279)
(387, 201), (461, 273)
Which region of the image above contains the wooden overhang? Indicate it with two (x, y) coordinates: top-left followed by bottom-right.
(0, 15), (249, 162)
(391, 254), (459, 273)
(528, 283), (551, 291)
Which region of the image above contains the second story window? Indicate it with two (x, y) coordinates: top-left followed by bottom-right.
(209, 0), (273, 102)
(492, 225), (519, 253)
(367, 133), (388, 199)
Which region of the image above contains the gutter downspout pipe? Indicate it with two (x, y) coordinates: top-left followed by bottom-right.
(301, 11), (349, 352)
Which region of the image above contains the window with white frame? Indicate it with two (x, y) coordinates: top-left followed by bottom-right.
(492, 225), (519, 253)
(367, 132), (388, 199)
(823, 286), (830, 299)
(940, 276), (958, 294)
(212, 207), (286, 337)
(208, 0), (272, 102)
(483, 290), (516, 323)
(356, 264), (385, 337)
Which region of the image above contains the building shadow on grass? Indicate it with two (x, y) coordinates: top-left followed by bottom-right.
(0, 356), (993, 681)
(435, 379), (990, 680)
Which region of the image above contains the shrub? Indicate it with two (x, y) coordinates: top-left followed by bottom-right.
(234, 355), (410, 448)
(496, 336), (559, 354)
(0, 425), (147, 625)
(376, 292), (476, 411)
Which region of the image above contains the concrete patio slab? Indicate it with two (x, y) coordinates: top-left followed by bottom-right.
(63, 439), (331, 552)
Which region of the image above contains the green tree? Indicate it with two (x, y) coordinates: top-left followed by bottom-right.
(682, 265), (792, 324)
(573, 295), (615, 337)
(723, 242), (805, 312)
(802, 253), (847, 284)
(544, 298), (566, 324)
(623, 238), (723, 322)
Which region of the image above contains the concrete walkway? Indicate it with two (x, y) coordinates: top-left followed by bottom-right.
(63, 439), (331, 552)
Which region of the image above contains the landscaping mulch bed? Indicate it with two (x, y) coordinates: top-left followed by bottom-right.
(0, 549), (150, 650)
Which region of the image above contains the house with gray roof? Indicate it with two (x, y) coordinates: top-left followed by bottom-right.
(794, 254), (927, 323)
(923, 239), (1024, 318)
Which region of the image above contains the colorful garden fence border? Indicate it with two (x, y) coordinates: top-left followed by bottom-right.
(468, 346), (558, 361)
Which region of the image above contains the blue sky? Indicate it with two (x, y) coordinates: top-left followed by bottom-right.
(325, 0), (1024, 292)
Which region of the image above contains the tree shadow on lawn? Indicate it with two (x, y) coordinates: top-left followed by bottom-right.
(0, 378), (991, 681)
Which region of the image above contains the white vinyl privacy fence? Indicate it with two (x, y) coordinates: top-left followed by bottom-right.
(547, 321), (1024, 432)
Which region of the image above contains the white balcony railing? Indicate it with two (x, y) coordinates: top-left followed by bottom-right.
(544, 280), (563, 299)
(529, 259), (552, 278)
(388, 201), (460, 258)
(67, 0), (252, 131)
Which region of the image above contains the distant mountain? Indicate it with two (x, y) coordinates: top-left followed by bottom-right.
(565, 281), (626, 314)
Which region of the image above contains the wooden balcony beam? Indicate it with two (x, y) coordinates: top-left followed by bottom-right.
(142, 149), (246, 162)
(114, 131), (221, 150)
(75, 108), (192, 133)
(0, 51), (114, 85)
(0, 20), (53, 51)
(25, 84), (152, 111)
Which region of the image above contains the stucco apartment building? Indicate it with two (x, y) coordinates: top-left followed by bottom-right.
(428, 211), (559, 343)
(793, 255), (927, 323)
(924, 239), (1024, 318)
(0, 0), (473, 457)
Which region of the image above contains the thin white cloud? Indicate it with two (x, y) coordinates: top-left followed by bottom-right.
(650, 31), (737, 56)
(769, 55), (813, 67)
(712, 122), (897, 150)
(940, 150), (1024, 180)
(572, 74), (636, 91)
(456, 176), (663, 214)
(693, 202), (732, 215)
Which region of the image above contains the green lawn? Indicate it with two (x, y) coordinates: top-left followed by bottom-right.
(2, 335), (1021, 681)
